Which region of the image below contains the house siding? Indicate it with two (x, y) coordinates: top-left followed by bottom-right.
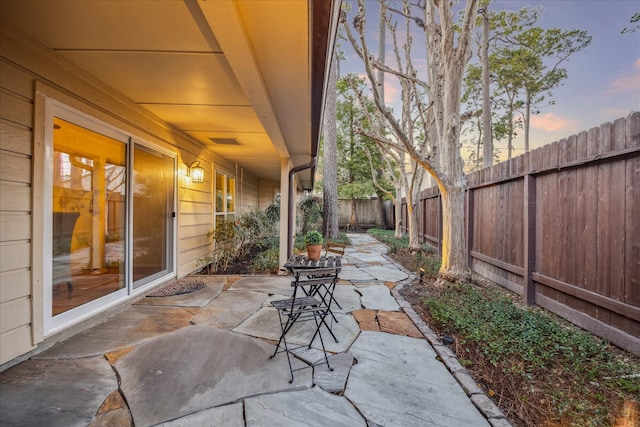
(0, 22), (265, 366)
(0, 53), (37, 363)
(239, 168), (260, 208)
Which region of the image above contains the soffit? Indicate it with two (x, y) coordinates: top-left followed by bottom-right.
(0, 0), (324, 185)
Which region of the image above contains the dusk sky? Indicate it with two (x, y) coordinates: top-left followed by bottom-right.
(341, 0), (640, 158)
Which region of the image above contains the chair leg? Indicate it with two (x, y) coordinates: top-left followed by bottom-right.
(314, 284), (340, 323)
(311, 311), (333, 372)
(270, 310), (295, 383)
(330, 293), (342, 310)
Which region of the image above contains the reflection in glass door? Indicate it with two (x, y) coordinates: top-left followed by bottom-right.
(132, 145), (174, 287)
(51, 117), (127, 315)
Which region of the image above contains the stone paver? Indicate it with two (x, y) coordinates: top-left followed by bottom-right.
(314, 352), (355, 393)
(191, 289), (269, 329)
(233, 307), (360, 353)
(244, 388), (367, 427)
(35, 306), (193, 359)
(377, 310), (423, 338)
(90, 390), (132, 427)
(116, 326), (311, 427)
(156, 403), (244, 427)
(228, 275), (293, 295)
(332, 285), (362, 313)
(336, 265), (375, 281)
(360, 265), (409, 282)
(358, 285), (400, 311)
(0, 232), (497, 427)
(345, 331), (490, 427)
(0, 357), (118, 427)
(352, 309), (380, 332)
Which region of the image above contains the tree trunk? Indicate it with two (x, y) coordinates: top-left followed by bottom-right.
(323, 56), (339, 239)
(481, 7), (493, 168)
(406, 199), (420, 250)
(524, 94), (531, 153)
(394, 185), (402, 238)
(375, 4), (389, 230)
(376, 190), (389, 229)
(507, 104), (514, 160)
(438, 185), (469, 281)
(350, 198), (359, 229)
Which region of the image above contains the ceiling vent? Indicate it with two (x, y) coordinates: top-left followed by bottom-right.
(209, 138), (241, 146)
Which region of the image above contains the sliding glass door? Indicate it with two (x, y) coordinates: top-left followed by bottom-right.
(51, 116), (127, 316)
(132, 145), (174, 288)
(46, 101), (175, 334)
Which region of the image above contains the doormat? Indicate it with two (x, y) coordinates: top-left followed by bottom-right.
(147, 279), (206, 297)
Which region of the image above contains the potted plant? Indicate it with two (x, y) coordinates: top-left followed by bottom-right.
(304, 230), (323, 261)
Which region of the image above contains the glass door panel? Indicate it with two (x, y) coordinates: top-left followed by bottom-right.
(216, 172), (225, 212)
(132, 145), (174, 287)
(52, 117), (126, 315)
(227, 178), (235, 212)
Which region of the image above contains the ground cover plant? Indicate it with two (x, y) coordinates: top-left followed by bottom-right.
(367, 228), (640, 427)
(198, 199), (281, 274)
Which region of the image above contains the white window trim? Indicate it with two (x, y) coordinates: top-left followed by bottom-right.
(41, 98), (178, 336)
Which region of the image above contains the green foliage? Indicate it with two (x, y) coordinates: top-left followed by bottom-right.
(304, 230), (323, 246)
(333, 75), (394, 201)
(415, 250), (441, 277)
(299, 196), (322, 233)
(328, 232), (349, 245)
(367, 228), (408, 248)
(622, 12), (640, 34)
(250, 237), (280, 274)
(200, 218), (238, 272)
(199, 198), (280, 272)
(423, 283), (639, 425)
(463, 6), (592, 158)
(264, 195), (280, 225)
(294, 231), (348, 254)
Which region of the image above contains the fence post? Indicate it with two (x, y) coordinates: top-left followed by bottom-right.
(524, 174), (536, 306)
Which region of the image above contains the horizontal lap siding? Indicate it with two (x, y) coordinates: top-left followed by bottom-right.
(1, 28), (257, 365)
(178, 177), (213, 277)
(0, 59), (36, 363)
(240, 169), (259, 209)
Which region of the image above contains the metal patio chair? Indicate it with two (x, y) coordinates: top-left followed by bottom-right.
(270, 266), (340, 383)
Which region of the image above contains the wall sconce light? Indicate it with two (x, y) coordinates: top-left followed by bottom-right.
(188, 160), (205, 183)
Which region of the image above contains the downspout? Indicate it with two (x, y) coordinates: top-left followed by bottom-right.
(287, 158), (316, 258)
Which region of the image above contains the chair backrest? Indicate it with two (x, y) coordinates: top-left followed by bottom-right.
(324, 241), (347, 257)
(291, 267), (339, 306)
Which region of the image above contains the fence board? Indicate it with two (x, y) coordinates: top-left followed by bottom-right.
(583, 129), (599, 319)
(600, 122), (613, 155)
(626, 156), (640, 306)
(409, 114), (639, 353)
(539, 161), (560, 301)
(609, 159), (626, 302)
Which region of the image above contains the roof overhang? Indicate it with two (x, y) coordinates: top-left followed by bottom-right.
(0, 0), (340, 188)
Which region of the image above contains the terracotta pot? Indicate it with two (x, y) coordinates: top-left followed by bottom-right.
(306, 244), (322, 261)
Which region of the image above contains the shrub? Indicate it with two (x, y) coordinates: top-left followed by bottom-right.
(198, 198), (281, 273)
(304, 230), (323, 246)
(251, 245), (279, 274)
(300, 196), (322, 232)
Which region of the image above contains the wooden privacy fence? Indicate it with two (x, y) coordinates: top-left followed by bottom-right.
(402, 113), (640, 355)
(337, 198), (394, 229)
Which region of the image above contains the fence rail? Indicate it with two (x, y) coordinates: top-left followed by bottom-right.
(402, 112), (640, 355)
